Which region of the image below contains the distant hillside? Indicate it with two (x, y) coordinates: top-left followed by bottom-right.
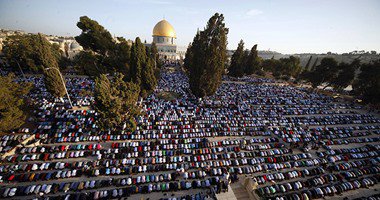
(256, 51), (380, 68)
(294, 53), (380, 68)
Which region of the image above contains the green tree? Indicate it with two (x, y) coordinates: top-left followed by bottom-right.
(75, 16), (133, 77)
(74, 51), (105, 76)
(141, 57), (157, 96)
(229, 40), (245, 77)
(130, 37), (146, 86)
(74, 16), (156, 95)
(130, 37), (157, 96)
(94, 73), (140, 130)
(3, 34), (66, 73)
(75, 16), (115, 56)
(3, 34), (39, 73)
(43, 68), (67, 98)
(150, 42), (159, 68)
(187, 13), (228, 97)
(261, 57), (281, 76)
(331, 59), (359, 91)
(31, 34), (67, 98)
(353, 60), (380, 104)
(278, 56), (302, 78)
(245, 44), (261, 75)
(0, 74), (32, 132)
(107, 37), (132, 75)
(183, 43), (193, 73)
(305, 57), (339, 88)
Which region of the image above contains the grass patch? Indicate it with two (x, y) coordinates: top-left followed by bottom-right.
(157, 91), (182, 101)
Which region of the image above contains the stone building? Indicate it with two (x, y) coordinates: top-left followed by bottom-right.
(145, 19), (186, 61)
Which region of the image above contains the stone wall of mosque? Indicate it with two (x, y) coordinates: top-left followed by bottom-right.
(176, 45), (187, 60)
(153, 36), (176, 45)
(157, 44), (177, 60)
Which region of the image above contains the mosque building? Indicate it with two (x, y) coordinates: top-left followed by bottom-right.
(145, 19), (186, 61)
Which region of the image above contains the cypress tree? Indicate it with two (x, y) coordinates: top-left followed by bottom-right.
(184, 43), (193, 73)
(141, 57), (157, 96)
(35, 34), (66, 98)
(245, 44), (260, 75)
(150, 42), (159, 68)
(43, 68), (66, 98)
(130, 37), (157, 96)
(187, 13), (228, 97)
(229, 40), (245, 77)
(130, 37), (146, 86)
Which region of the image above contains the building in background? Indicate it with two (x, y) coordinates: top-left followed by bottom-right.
(0, 29), (82, 59)
(46, 36), (83, 59)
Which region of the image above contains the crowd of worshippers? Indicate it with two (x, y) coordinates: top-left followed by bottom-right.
(0, 69), (379, 200)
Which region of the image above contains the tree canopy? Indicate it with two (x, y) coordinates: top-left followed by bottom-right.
(74, 51), (105, 76)
(74, 16), (157, 96)
(31, 34), (67, 98)
(331, 59), (359, 91)
(353, 60), (380, 104)
(0, 74), (32, 132)
(185, 13), (228, 98)
(75, 16), (115, 56)
(279, 56), (302, 78)
(2, 33), (68, 98)
(303, 57), (339, 88)
(3, 34), (65, 73)
(260, 56), (301, 79)
(74, 16), (131, 77)
(94, 73), (140, 131)
(130, 37), (157, 96)
(43, 67), (67, 98)
(245, 44), (262, 75)
(229, 40), (246, 77)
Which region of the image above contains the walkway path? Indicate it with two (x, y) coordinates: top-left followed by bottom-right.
(216, 185), (238, 200)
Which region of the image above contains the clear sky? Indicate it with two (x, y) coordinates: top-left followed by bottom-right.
(0, 0), (379, 54)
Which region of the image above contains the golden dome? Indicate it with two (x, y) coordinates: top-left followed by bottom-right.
(153, 20), (176, 38)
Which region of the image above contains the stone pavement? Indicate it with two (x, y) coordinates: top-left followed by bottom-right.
(216, 185), (238, 200)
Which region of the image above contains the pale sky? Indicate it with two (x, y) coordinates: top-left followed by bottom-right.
(0, 0), (379, 54)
